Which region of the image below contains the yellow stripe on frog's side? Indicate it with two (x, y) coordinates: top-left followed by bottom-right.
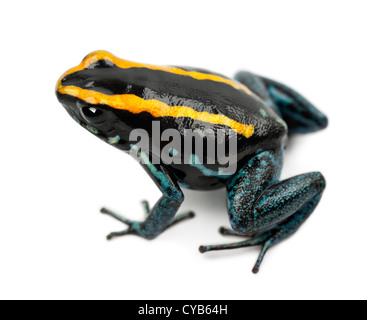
(57, 51), (253, 95)
(58, 85), (255, 138)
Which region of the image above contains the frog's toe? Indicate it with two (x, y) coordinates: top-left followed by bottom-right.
(101, 207), (137, 226)
(101, 207), (142, 239)
(165, 211), (195, 231)
(141, 200), (150, 217)
(199, 231), (275, 274)
(219, 227), (244, 237)
(200, 235), (267, 254)
(101, 206), (195, 240)
(106, 229), (135, 240)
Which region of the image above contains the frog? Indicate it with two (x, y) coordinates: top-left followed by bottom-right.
(56, 51), (328, 273)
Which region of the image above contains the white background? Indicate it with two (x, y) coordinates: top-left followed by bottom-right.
(1, 0), (366, 300)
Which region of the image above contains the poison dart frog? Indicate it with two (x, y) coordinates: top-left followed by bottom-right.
(56, 51), (328, 273)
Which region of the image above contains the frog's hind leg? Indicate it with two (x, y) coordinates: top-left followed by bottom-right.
(235, 71), (282, 115)
(199, 150), (326, 273)
(235, 71), (328, 134)
(201, 193), (322, 273)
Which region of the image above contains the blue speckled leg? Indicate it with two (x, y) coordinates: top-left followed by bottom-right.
(102, 154), (195, 240)
(235, 71), (328, 134)
(199, 150), (326, 273)
(141, 200), (150, 217)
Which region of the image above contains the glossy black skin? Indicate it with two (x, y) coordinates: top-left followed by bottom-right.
(57, 59), (287, 190)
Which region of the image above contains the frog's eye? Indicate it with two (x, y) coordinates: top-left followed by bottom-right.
(81, 106), (107, 123)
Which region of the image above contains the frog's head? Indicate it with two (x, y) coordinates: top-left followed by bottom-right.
(56, 51), (133, 150)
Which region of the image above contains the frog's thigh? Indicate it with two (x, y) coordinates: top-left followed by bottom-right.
(234, 71), (281, 115)
(251, 172), (326, 233)
(226, 151), (326, 235)
(260, 76), (328, 134)
(235, 71), (328, 134)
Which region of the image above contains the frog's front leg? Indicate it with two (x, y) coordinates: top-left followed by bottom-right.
(200, 150), (326, 273)
(102, 158), (194, 240)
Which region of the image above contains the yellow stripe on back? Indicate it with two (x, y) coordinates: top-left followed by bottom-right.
(58, 50), (252, 95)
(58, 85), (255, 138)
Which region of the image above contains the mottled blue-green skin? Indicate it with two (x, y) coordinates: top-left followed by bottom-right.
(57, 60), (328, 273)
